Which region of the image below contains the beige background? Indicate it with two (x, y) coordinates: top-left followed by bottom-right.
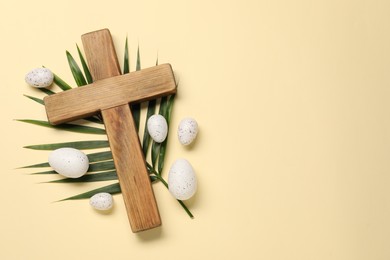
(1, 0), (390, 259)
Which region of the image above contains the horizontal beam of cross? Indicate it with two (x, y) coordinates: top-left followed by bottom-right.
(44, 64), (176, 125)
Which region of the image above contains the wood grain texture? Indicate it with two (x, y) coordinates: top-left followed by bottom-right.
(44, 29), (163, 232)
(44, 64), (176, 125)
(102, 105), (161, 232)
(82, 29), (122, 80)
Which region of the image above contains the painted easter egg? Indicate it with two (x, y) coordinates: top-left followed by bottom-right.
(177, 117), (198, 145)
(168, 159), (197, 200)
(147, 114), (168, 143)
(89, 192), (113, 211)
(48, 148), (89, 178)
(25, 68), (54, 88)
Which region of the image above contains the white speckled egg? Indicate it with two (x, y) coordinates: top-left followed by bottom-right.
(25, 68), (54, 88)
(48, 148), (89, 178)
(168, 159), (197, 200)
(177, 117), (198, 145)
(147, 114), (168, 143)
(89, 192), (113, 211)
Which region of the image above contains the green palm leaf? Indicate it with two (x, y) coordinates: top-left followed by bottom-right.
(158, 94), (175, 173)
(24, 95), (44, 105)
(38, 87), (56, 95)
(53, 72), (72, 91)
(76, 45), (93, 84)
(87, 151), (113, 162)
(142, 99), (156, 156)
(131, 45), (141, 130)
(17, 119), (106, 135)
(123, 36), (129, 74)
(66, 51), (87, 86)
(49, 170), (117, 183)
(20, 162), (50, 169)
(136, 45), (141, 71)
(151, 96), (168, 170)
(151, 141), (160, 170)
(32, 170), (56, 174)
(158, 140), (168, 174)
(24, 140), (109, 150)
(159, 96), (169, 115)
(141, 57), (159, 156)
(59, 182), (121, 201)
(88, 161), (115, 172)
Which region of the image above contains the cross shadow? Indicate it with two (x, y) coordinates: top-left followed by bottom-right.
(136, 226), (163, 241)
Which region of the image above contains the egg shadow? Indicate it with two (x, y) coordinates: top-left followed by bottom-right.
(136, 225), (163, 241)
(92, 203), (115, 215)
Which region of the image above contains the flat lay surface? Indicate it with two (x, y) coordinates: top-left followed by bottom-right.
(1, 0), (390, 259)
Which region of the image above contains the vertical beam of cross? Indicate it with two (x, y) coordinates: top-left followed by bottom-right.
(81, 30), (161, 232)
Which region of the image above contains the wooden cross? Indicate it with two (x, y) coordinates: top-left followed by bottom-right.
(43, 29), (176, 232)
